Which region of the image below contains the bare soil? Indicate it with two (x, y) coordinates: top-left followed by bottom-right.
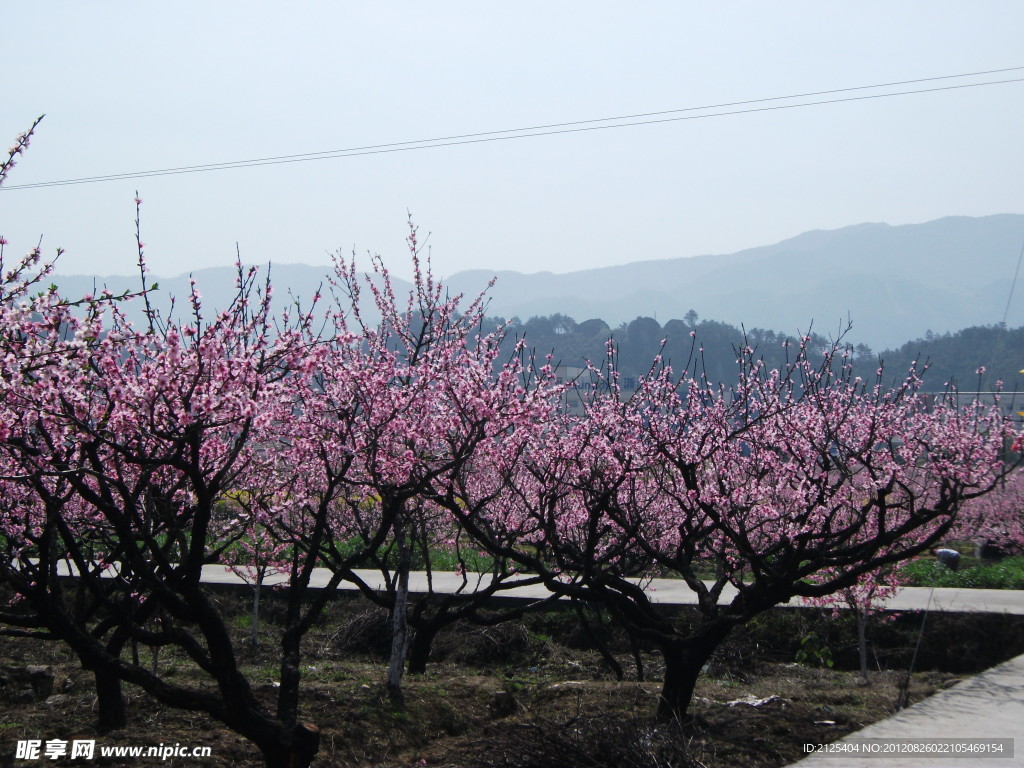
(0, 600), (1014, 768)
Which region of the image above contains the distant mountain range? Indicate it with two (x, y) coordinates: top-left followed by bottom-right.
(51, 214), (1024, 350)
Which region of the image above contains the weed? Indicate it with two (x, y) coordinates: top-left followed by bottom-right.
(795, 632), (835, 669)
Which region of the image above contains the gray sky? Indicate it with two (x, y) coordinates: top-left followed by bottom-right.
(2, 2), (1023, 282)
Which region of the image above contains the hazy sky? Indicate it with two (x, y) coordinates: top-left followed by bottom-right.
(2, 3), (1023, 282)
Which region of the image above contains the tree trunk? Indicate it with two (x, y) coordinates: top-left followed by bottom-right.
(657, 648), (703, 722)
(257, 723), (320, 768)
(856, 607), (870, 685)
(656, 626), (731, 722)
(630, 631), (645, 682)
(252, 576), (262, 651)
(407, 623), (438, 675)
(93, 668), (127, 731)
(386, 509), (411, 702)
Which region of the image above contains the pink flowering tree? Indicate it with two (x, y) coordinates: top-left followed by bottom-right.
(441, 337), (1013, 722)
(807, 563), (905, 685)
(287, 227), (562, 695)
(0, 121), (149, 727)
(0, 184), (336, 767)
(955, 468), (1024, 557)
(216, 498), (289, 650)
(949, 368), (1023, 558)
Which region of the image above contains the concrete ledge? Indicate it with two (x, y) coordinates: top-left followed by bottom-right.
(790, 653), (1024, 767)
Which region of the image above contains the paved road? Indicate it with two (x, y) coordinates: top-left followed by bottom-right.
(202, 565), (1024, 615)
(789, 652), (1024, 767)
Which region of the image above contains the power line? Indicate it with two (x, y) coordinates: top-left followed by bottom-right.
(1001, 240), (1024, 327)
(4, 66), (1024, 192)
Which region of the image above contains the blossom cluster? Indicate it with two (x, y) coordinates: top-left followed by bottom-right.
(0, 219), (1017, 751)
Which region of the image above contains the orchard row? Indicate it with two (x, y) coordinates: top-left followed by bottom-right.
(1, 128), (1020, 768)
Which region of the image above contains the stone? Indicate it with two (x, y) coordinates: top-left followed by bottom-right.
(1, 665), (55, 701)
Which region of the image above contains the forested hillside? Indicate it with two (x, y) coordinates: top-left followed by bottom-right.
(495, 311), (1024, 394)
(877, 324), (1024, 392)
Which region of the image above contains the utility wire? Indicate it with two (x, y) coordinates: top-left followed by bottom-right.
(1001, 240), (1024, 327)
(986, 239), (1024, 397)
(4, 66), (1024, 191)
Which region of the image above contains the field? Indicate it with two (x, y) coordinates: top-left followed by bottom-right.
(3, 591), (1023, 768)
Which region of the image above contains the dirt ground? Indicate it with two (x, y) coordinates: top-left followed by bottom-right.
(0, 611), (968, 768)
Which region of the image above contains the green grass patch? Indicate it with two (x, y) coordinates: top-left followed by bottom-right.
(898, 556), (1024, 589)
(415, 546), (494, 573)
